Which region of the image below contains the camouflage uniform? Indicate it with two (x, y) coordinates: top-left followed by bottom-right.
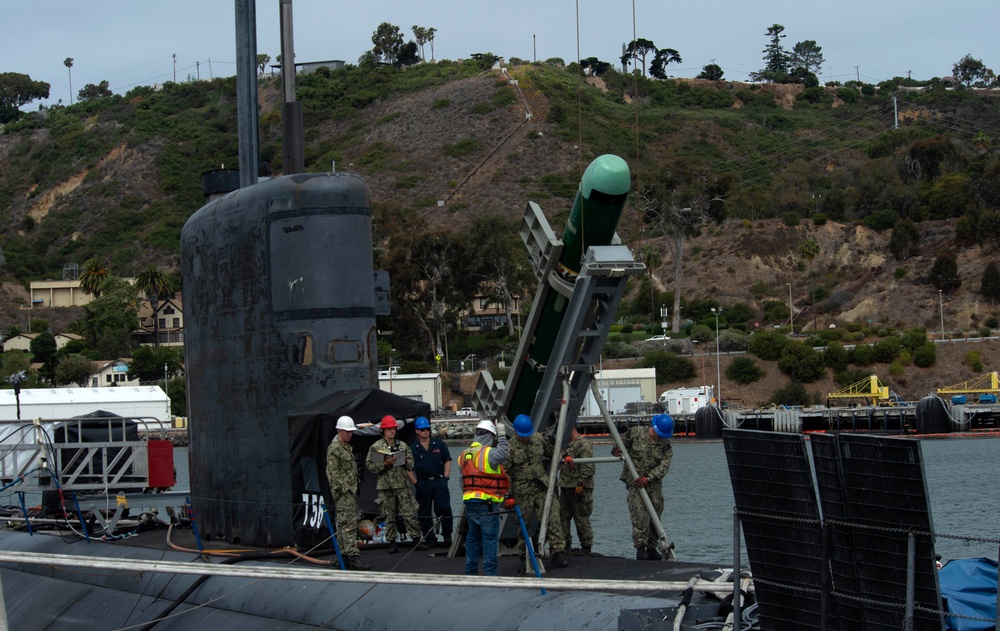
(619, 426), (673, 549)
(558, 435), (595, 550)
(366, 438), (422, 543)
(506, 433), (566, 553)
(326, 437), (362, 558)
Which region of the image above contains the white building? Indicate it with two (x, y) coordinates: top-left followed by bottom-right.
(377, 373), (442, 411)
(581, 368), (657, 415)
(0, 386), (170, 423)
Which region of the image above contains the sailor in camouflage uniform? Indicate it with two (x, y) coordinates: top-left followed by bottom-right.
(558, 423), (595, 553)
(612, 414), (674, 560)
(365, 415), (428, 554)
(506, 414), (569, 569)
(325, 415), (371, 570)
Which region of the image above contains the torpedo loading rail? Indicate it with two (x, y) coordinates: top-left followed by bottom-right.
(473, 155), (675, 563)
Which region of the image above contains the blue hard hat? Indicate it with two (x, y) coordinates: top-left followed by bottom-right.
(652, 414), (674, 439)
(513, 414), (534, 437)
(414, 416), (431, 430)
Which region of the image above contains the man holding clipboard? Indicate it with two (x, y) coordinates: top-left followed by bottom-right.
(366, 415), (428, 554)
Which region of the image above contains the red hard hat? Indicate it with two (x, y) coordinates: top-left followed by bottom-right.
(380, 415), (398, 430)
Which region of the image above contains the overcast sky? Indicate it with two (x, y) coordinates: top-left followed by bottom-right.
(4, 1), (997, 108)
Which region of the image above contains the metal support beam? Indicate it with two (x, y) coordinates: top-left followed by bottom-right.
(234, 0), (259, 187)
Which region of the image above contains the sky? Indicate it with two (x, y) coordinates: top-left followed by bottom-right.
(3, 1), (998, 109)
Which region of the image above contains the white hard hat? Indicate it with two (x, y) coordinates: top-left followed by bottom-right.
(336, 415), (357, 432)
(476, 419), (496, 435)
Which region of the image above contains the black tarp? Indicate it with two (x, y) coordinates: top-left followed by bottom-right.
(287, 388), (431, 549)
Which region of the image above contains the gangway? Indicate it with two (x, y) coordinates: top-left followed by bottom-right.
(827, 374), (891, 406)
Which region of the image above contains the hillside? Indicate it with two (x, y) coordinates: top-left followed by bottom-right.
(0, 61), (999, 402)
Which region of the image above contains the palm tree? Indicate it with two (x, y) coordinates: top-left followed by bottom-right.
(79, 257), (110, 297)
(3, 324), (23, 342)
(136, 264), (173, 346)
(427, 27), (437, 61)
(64, 57), (74, 105)
(637, 245), (662, 327)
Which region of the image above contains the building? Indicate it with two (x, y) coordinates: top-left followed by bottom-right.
(0, 386), (170, 423)
(2, 332), (85, 353)
(134, 295), (185, 347)
(268, 59), (346, 76)
(377, 372), (443, 411)
(29, 279), (94, 308)
(463, 293), (520, 333)
(92, 359), (140, 388)
(580, 368), (657, 416)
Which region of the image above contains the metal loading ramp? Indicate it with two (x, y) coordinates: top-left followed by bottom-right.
(722, 430), (943, 631)
(723, 430), (826, 630)
(812, 434), (943, 631)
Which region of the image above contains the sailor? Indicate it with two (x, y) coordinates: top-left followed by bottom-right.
(411, 416), (453, 547)
(558, 422), (595, 554)
(505, 414), (569, 570)
(460, 419), (509, 576)
(365, 415), (428, 554)
(612, 413), (674, 560)
(325, 415), (371, 571)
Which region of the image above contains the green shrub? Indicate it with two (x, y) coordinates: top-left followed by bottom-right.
(638, 350), (696, 384)
(986, 316), (999, 329)
(770, 381), (809, 407)
(862, 209), (900, 231)
(836, 87), (860, 103)
(777, 342), (826, 382)
(781, 212), (800, 227)
(431, 98), (452, 109)
(849, 343), (876, 365)
(471, 102), (495, 115)
(913, 343), (936, 368)
(726, 356), (766, 385)
(888, 361), (905, 376)
(824, 342), (849, 372)
(812, 214), (827, 226)
(894, 267), (907, 279)
(748, 331), (788, 361)
(442, 137), (480, 157)
(965, 350), (983, 372)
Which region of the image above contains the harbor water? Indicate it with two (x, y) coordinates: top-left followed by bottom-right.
(151, 436), (1000, 565)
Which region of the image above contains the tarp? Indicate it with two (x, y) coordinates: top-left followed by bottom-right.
(287, 388), (431, 548)
(940, 557), (998, 630)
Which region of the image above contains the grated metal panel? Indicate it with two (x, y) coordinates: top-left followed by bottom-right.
(723, 429), (824, 630)
(819, 434), (944, 631)
(810, 434), (867, 630)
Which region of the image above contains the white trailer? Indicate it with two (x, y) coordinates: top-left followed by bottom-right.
(658, 385), (714, 415)
(581, 380), (643, 416)
(0, 386), (170, 423)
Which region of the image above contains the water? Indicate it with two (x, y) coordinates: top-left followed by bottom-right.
(35, 437), (999, 566)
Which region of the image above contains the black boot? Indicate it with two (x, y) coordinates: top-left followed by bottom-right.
(647, 546), (662, 561)
(388, 541), (399, 554)
(346, 556), (371, 571)
(551, 552), (569, 568)
(636, 546), (651, 560)
(580, 545), (592, 554)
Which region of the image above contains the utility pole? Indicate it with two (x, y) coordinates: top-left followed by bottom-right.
(196, 61), (200, 80)
(533, 34), (536, 63)
(907, 70), (912, 80)
(854, 65), (860, 83)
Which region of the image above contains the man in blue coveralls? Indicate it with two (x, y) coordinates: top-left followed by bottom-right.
(411, 416), (454, 547)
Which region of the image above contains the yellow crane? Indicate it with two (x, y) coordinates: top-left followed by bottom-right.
(827, 374), (891, 406)
(937, 372), (1000, 399)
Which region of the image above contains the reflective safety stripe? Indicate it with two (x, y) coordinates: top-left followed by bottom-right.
(460, 444), (509, 502)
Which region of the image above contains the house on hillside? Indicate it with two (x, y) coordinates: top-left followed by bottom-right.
(462, 292), (520, 333)
(2, 332), (85, 353)
(133, 294), (184, 347)
(93, 359), (140, 388)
